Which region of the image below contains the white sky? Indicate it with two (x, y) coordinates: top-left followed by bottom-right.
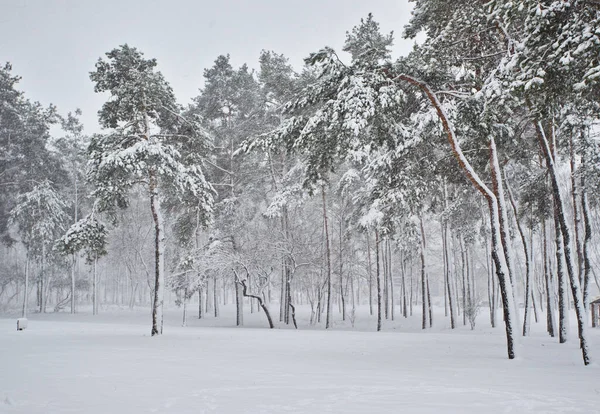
(0, 0), (416, 134)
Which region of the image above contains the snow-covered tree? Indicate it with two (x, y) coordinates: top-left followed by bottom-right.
(88, 45), (214, 336)
(55, 212), (108, 315)
(9, 180), (69, 316)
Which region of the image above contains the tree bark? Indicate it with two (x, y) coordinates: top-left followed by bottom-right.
(419, 215), (428, 330)
(580, 147), (592, 312)
(443, 223), (456, 329)
(366, 230), (374, 316)
(504, 169), (533, 336)
(536, 121), (591, 365)
(93, 255), (98, 315)
(393, 74), (517, 359)
(149, 169), (165, 336)
(569, 135), (583, 287)
(322, 186), (333, 329)
(71, 254), (76, 314)
(542, 217), (556, 337)
(236, 275), (274, 329)
(22, 251), (29, 318)
(553, 196), (569, 343)
(375, 228), (382, 332)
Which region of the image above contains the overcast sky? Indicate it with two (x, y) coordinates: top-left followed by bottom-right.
(0, 0), (416, 134)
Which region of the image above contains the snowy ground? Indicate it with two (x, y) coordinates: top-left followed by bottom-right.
(1, 305), (599, 413)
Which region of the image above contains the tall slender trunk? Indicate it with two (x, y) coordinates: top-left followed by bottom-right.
(388, 239), (395, 321)
(93, 255), (98, 315)
(569, 135), (583, 286)
(466, 245), (472, 322)
(280, 262), (285, 322)
(487, 245), (496, 328)
(419, 215), (428, 330)
(22, 251), (29, 318)
(383, 237), (389, 320)
(40, 243), (46, 313)
(536, 121), (590, 365)
(409, 257), (413, 316)
(71, 176), (78, 314)
(322, 186), (333, 329)
(401, 250), (408, 318)
(553, 197), (569, 343)
(504, 169), (533, 336)
(70, 254), (76, 314)
(236, 274), (243, 326)
(543, 217), (556, 337)
(367, 230), (373, 316)
(182, 287), (188, 327)
(580, 146), (592, 312)
(339, 206), (346, 321)
(426, 273), (433, 328)
(149, 169), (165, 336)
(443, 223), (456, 329)
(213, 275), (219, 317)
(375, 228), (382, 332)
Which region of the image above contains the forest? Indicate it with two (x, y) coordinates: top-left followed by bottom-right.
(1, 0), (600, 375)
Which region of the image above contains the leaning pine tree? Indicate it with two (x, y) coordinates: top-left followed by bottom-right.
(88, 45), (214, 336)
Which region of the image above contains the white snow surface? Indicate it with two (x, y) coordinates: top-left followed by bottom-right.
(1, 305), (599, 413)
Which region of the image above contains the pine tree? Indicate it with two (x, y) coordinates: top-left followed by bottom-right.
(88, 45), (214, 336)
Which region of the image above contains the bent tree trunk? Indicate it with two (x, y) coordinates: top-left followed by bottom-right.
(393, 74), (517, 359)
(150, 170), (165, 336)
(236, 275), (274, 329)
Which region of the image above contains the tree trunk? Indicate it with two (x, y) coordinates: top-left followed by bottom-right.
(322, 186), (333, 329)
(409, 258), (413, 316)
(569, 135), (583, 287)
(367, 230), (373, 316)
(375, 228), (382, 332)
(235, 272), (274, 328)
(420, 215), (428, 330)
(426, 273), (433, 328)
(383, 237), (389, 320)
(553, 199), (569, 343)
(198, 288), (203, 319)
(543, 217), (556, 337)
(388, 239), (395, 321)
(182, 287), (188, 327)
(504, 169), (533, 336)
(93, 255), (98, 315)
(71, 254), (76, 314)
(213, 275), (219, 317)
(580, 148), (592, 312)
(536, 121), (590, 365)
(461, 237), (467, 326)
(150, 170), (165, 336)
(339, 204), (346, 321)
(443, 223), (456, 329)
(236, 274), (243, 326)
(22, 251), (29, 318)
(393, 75), (516, 358)
(401, 250), (408, 318)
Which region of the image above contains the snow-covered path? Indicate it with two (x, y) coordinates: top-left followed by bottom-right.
(1, 309), (599, 413)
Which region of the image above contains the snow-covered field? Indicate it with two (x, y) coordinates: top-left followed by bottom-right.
(1, 305), (599, 413)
